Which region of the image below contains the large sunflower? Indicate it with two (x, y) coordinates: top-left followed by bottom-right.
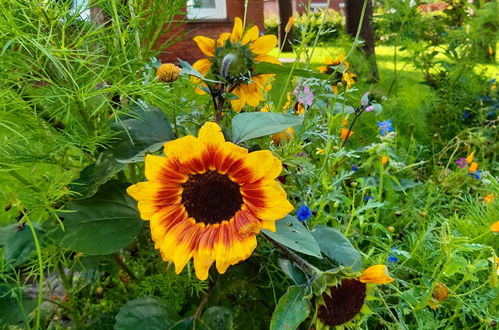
(192, 17), (280, 111)
(127, 122), (293, 280)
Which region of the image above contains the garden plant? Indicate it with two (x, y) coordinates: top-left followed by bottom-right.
(0, 0), (497, 329)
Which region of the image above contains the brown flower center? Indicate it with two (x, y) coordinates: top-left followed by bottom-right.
(181, 170), (243, 224)
(317, 278), (366, 327)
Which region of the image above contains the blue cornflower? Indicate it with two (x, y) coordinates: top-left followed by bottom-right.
(364, 196), (373, 201)
(378, 119), (394, 135)
(463, 110), (471, 119)
(352, 165), (359, 172)
(469, 170), (481, 180)
(491, 78), (496, 83)
(296, 205), (312, 222)
(388, 256), (399, 263)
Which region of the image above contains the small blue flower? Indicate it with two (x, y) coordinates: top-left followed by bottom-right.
(468, 170), (482, 180)
(364, 196), (373, 201)
(352, 165), (359, 172)
(296, 205), (312, 222)
(463, 110), (471, 119)
(490, 78), (496, 83)
(378, 119), (394, 135)
(388, 256), (399, 263)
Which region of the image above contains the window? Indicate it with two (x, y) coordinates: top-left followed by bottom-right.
(187, 0), (227, 20)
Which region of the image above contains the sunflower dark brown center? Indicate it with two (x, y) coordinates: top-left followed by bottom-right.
(181, 170), (243, 224)
(317, 278), (366, 327)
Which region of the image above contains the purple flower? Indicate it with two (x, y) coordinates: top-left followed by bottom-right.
(455, 158), (467, 168)
(378, 119), (394, 135)
(365, 105), (375, 112)
(296, 205), (312, 221)
(294, 83), (314, 107)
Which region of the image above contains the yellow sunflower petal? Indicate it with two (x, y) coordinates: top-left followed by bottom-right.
(230, 86), (246, 111)
(250, 35), (278, 55)
(198, 122), (225, 147)
(317, 65), (328, 73)
(214, 221), (257, 273)
(230, 17), (243, 42)
(234, 209), (261, 235)
(217, 32), (231, 46)
(193, 36), (215, 56)
(192, 58), (212, 75)
(359, 265), (395, 284)
(260, 219), (277, 232)
(213, 141), (248, 174)
(242, 25), (259, 45)
(255, 54), (281, 64)
(242, 181), (293, 221)
(150, 205), (188, 248)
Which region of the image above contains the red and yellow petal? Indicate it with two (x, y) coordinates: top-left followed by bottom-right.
(234, 208), (262, 235)
(213, 142), (248, 174)
(250, 35), (278, 55)
(164, 135), (208, 174)
(193, 226), (218, 280)
(144, 155), (187, 183)
(214, 221), (257, 273)
(193, 36), (216, 57)
(229, 150), (277, 184)
(241, 181), (293, 221)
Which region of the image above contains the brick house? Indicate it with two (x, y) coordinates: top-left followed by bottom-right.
(159, 0), (264, 63)
(263, 0), (345, 17)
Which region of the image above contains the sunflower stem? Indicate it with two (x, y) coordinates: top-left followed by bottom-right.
(264, 234), (318, 277)
(112, 253), (137, 280)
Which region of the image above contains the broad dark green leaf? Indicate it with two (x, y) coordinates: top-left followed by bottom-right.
(114, 296), (177, 330)
(70, 150), (125, 199)
(263, 216), (322, 259)
(270, 285), (309, 330)
(231, 112), (302, 144)
(277, 259), (307, 285)
(4, 223), (43, 267)
(199, 306), (233, 330)
(60, 182), (143, 255)
(111, 107), (174, 163)
(0, 284), (36, 326)
(311, 226), (362, 271)
(255, 62), (332, 80)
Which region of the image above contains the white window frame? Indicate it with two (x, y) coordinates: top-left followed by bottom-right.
(187, 0), (227, 20)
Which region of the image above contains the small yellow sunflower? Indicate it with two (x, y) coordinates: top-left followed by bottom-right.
(317, 52), (356, 90)
(156, 63), (181, 83)
(316, 265), (394, 328)
(191, 17), (280, 111)
(127, 122), (293, 280)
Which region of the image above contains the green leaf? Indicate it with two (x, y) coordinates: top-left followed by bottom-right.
(278, 259), (307, 285)
(60, 182), (143, 255)
(111, 107), (174, 163)
(311, 226), (362, 271)
(178, 59), (222, 83)
(231, 112), (302, 144)
(270, 285), (310, 330)
(69, 150), (125, 199)
(4, 223), (44, 267)
(199, 306), (233, 330)
(263, 216), (322, 259)
(114, 296), (178, 330)
(0, 284), (36, 326)
(333, 102), (355, 114)
(255, 62), (331, 80)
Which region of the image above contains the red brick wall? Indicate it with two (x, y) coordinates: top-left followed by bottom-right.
(158, 0), (264, 63)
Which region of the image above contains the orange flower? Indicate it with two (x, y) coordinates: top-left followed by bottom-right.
(272, 127), (295, 146)
(491, 221), (499, 233)
(285, 16), (294, 33)
(359, 265), (395, 284)
(381, 156), (389, 165)
(341, 128), (354, 140)
(465, 151), (475, 164)
(429, 282), (448, 309)
(484, 194), (494, 204)
(468, 162), (478, 172)
(156, 63), (181, 83)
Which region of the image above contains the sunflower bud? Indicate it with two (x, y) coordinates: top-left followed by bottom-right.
(432, 282), (448, 302)
(285, 16), (294, 33)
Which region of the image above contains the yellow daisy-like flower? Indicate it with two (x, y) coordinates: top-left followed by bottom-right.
(491, 221), (499, 233)
(272, 127), (295, 146)
(127, 122), (293, 280)
(316, 265), (394, 328)
(156, 63), (181, 83)
(192, 17), (280, 111)
(317, 52), (348, 74)
(484, 194), (494, 204)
